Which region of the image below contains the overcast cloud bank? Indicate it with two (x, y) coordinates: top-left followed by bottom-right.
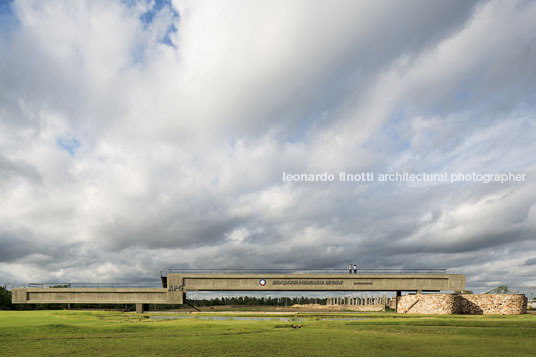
(0, 0), (535, 292)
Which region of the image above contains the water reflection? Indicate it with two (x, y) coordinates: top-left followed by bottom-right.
(150, 315), (368, 321)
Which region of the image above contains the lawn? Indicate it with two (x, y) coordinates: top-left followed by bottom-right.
(0, 310), (535, 356)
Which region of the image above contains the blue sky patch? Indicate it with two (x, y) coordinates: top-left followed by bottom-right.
(128, 0), (179, 64)
(161, 23), (177, 47)
(139, 0), (179, 47)
(139, 0), (177, 25)
(0, 0), (14, 16)
(56, 135), (80, 156)
(0, 0), (18, 36)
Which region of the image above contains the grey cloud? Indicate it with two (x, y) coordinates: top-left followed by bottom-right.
(524, 258), (536, 266)
(0, 230), (36, 262)
(0, 0), (535, 294)
(190, 0), (480, 141)
(0, 154), (41, 183)
(97, 213), (244, 251)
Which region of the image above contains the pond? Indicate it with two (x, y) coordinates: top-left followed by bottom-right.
(149, 315), (370, 321)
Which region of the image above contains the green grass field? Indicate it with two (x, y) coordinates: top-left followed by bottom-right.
(1, 310), (535, 356)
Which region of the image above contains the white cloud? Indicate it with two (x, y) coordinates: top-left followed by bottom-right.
(0, 0), (535, 292)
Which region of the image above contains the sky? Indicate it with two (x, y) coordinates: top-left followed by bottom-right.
(0, 0), (535, 293)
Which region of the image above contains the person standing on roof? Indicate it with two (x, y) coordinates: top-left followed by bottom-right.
(353, 264), (357, 274)
(348, 264), (353, 274)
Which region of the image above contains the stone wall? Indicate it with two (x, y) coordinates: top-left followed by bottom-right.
(397, 294), (460, 314)
(460, 294), (527, 315)
(397, 294), (527, 315)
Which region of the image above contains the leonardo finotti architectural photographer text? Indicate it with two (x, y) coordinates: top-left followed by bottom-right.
(282, 171), (527, 184)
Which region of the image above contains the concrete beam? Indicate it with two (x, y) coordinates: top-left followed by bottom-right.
(12, 273), (464, 306)
(12, 288), (170, 304)
(167, 273), (465, 292)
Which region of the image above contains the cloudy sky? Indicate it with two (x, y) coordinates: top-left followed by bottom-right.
(0, 0), (535, 293)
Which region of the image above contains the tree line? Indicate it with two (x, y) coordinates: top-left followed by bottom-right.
(186, 296), (327, 307)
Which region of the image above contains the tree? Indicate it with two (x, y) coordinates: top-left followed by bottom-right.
(0, 286), (14, 310)
(486, 286), (518, 294)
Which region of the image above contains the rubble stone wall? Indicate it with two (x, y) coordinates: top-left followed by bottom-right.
(460, 294), (527, 315)
(397, 294), (526, 315)
(397, 294), (460, 314)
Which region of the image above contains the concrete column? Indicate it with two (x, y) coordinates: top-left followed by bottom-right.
(136, 303), (149, 314)
(395, 291), (402, 313)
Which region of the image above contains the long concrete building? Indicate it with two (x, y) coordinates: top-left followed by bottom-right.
(12, 270), (465, 312)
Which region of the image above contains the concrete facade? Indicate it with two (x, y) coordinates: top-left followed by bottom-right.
(12, 288), (171, 304)
(397, 293), (527, 315)
(166, 273), (465, 293)
(12, 273), (465, 312)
